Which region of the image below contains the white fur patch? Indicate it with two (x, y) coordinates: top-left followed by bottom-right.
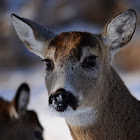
(66, 108), (98, 126)
(49, 103), (98, 127)
(10, 106), (19, 119)
(49, 105), (77, 118)
(12, 15), (44, 58)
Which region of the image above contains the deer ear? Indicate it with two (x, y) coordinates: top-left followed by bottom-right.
(13, 83), (30, 117)
(102, 9), (136, 57)
(11, 14), (56, 59)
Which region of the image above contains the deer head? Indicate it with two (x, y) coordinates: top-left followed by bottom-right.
(11, 9), (136, 117)
(0, 83), (43, 140)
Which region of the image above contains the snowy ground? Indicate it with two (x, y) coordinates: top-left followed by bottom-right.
(0, 65), (140, 140)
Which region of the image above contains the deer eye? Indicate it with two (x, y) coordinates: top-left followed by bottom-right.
(42, 59), (54, 70)
(34, 130), (43, 140)
(82, 55), (97, 68)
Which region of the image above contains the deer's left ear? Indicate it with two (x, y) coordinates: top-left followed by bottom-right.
(101, 9), (136, 57)
(11, 14), (56, 59)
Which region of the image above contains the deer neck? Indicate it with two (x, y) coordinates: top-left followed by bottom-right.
(65, 68), (140, 140)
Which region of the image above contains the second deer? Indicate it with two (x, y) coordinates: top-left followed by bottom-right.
(0, 83), (44, 140)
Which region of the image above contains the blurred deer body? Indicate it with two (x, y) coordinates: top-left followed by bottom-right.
(12, 9), (140, 140)
(0, 83), (43, 140)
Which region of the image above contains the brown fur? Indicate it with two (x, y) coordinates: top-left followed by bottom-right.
(0, 98), (11, 120)
(68, 68), (140, 140)
(49, 32), (100, 60)
(0, 88), (43, 140)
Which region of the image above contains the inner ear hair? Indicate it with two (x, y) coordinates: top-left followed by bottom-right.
(11, 14), (56, 59)
(102, 9), (136, 56)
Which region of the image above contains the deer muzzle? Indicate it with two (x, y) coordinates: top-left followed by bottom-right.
(49, 89), (78, 112)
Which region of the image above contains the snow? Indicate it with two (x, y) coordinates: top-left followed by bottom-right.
(0, 65), (139, 140)
(51, 98), (58, 109)
(56, 94), (63, 102)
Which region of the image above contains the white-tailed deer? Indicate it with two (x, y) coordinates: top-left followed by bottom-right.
(11, 9), (140, 140)
(0, 83), (44, 140)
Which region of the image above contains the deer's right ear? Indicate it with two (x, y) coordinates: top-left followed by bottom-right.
(11, 14), (56, 59)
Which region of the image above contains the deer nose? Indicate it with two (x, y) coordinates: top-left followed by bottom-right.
(49, 89), (78, 112)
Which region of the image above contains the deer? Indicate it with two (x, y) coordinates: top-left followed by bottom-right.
(11, 9), (140, 140)
(0, 83), (44, 140)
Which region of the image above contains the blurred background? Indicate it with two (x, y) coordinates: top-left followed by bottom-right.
(0, 0), (140, 140)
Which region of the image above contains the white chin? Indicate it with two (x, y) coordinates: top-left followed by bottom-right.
(49, 105), (93, 118)
(48, 106), (77, 118)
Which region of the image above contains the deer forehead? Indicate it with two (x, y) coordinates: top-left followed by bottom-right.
(47, 31), (102, 61)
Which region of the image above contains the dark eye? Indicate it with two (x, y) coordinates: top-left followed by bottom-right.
(34, 130), (43, 140)
(42, 59), (54, 70)
(82, 55), (97, 68)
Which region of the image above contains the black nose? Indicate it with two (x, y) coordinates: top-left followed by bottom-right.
(49, 89), (78, 112)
